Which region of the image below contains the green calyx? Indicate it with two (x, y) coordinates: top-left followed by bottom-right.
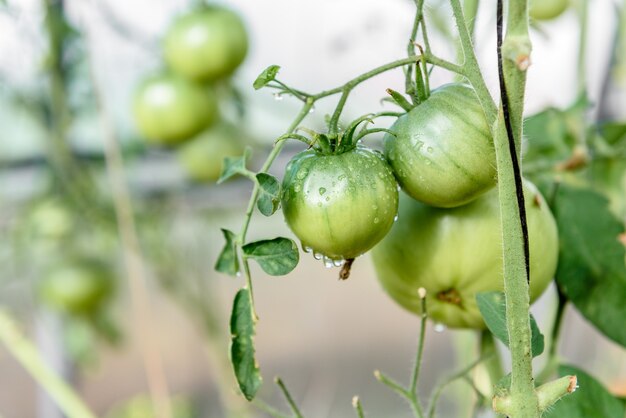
(281, 113), (396, 156)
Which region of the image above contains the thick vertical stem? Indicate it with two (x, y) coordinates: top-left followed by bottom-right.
(494, 0), (537, 416)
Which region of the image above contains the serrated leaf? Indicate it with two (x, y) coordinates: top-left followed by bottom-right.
(253, 65), (280, 90)
(476, 291), (544, 357)
(230, 288), (262, 401)
(218, 148), (252, 184)
(552, 184), (626, 347)
(243, 237), (299, 276)
(256, 173), (281, 216)
(543, 365), (625, 418)
(214, 229), (240, 276)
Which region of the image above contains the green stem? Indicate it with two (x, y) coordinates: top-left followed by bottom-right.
(449, 0), (498, 123)
(352, 396), (365, 418)
(0, 311), (98, 418)
(275, 377), (304, 418)
(576, 0), (589, 96)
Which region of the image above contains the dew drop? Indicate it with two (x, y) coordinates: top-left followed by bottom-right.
(373, 217), (380, 224)
(273, 92), (283, 101)
(323, 256), (334, 268)
(319, 187), (327, 195)
(309, 106), (316, 113)
(427, 146), (434, 153)
(236, 271), (242, 278)
(394, 214), (399, 222)
(425, 159), (432, 165)
(303, 245), (312, 253)
(325, 196), (330, 202)
(434, 323), (446, 333)
(333, 259), (345, 267)
(313, 251), (323, 260)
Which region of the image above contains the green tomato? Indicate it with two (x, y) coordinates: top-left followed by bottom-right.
(530, 0), (569, 20)
(384, 83), (495, 208)
(29, 199), (73, 241)
(133, 73), (217, 145)
(282, 146), (399, 260)
(163, 6), (248, 82)
(39, 258), (114, 316)
(177, 123), (245, 182)
(371, 180), (558, 329)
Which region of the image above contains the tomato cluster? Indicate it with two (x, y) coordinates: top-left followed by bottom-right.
(132, 5), (248, 182)
(279, 82), (558, 328)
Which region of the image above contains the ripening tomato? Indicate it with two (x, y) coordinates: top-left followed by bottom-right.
(384, 83), (496, 208)
(371, 180), (558, 329)
(163, 6), (248, 82)
(133, 73), (217, 145)
(281, 146), (399, 261)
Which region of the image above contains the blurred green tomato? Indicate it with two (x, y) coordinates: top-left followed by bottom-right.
(164, 6), (248, 81)
(39, 258), (114, 316)
(530, 0), (569, 20)
(177, 123), (246, 182)
(133, 74), (217, 145)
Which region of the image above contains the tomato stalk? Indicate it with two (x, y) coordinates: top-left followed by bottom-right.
(0, 311), (98, 418)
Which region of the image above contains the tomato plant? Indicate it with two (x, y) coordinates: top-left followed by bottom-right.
(133, 73), (217, 145)
(177, 122), (246, 182)
(163, 6), (248, 82)
(529, 0), (569, 20)
(384, 83), (496, 208)
(281, 145), (398, 262)
(371, 180), (558, 329)
(38, 258), (115, 316)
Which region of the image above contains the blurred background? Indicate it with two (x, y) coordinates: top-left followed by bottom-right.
(0, 0), (625, 417)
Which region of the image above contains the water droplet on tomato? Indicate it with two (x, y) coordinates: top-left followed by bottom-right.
(427, 146), (434, 153)
(319, 187), (327, 195)
(373, 217), (380, 224)
(332, 259), (345, 267)
(323, 256), (334, 268)
(313, 251), (323, 260)
(302, 244), (312, 253)
(394, 214), (399, 222)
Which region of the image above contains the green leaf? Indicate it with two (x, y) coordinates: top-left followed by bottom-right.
(218, 148), (252, 184)
(214, 229), (240, 276)
(243, 237), (299, 276)
(253, 65), (281, 90)
(543, 365), (625, 418)
(230, 288), (262, 401)
(523, 108), (574, 165)
(476, 291), (545, 357)
(552, 184), (626, 347)
(256, 173), (281, 216)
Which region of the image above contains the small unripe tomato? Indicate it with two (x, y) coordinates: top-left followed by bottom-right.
(384, 84), (496, 208)
(372, 180), (558, 329)
(530, 0), (569, 20)
(163, 6), (248, 82)
(133, 73), (217, 145)
(282, 146), (399, 261)
(177, 123), (245, 183)
(39, 258), (114, 316)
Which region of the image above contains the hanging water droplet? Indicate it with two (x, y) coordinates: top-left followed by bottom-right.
(273, 92), (283, 101)
(333, 259), (345, 267)
(236, 271), (242, 278)
(394, 214), (399, 222)
(397, 185), (401, 191)
(434, 323), (446, 333)
(323, 256), (334, 268)
(309, 106), (316, 113)
(303, 244), (312, 253)
(319, 187), (327, 195)
(313, 251), (323, 260)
